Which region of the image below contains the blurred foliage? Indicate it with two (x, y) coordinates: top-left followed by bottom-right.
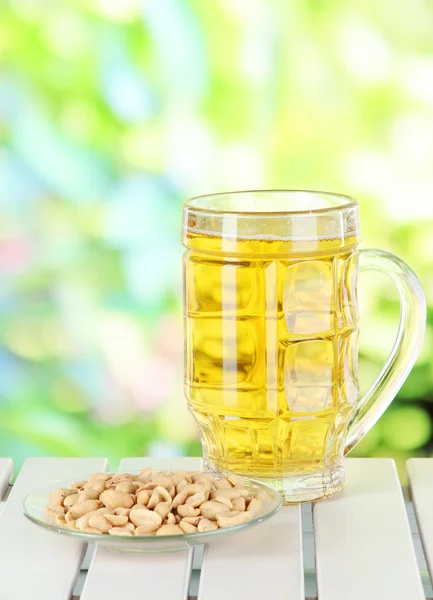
(1, 0), (433, 479)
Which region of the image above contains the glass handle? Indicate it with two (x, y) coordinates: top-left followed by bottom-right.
(345, 249), (426, 454)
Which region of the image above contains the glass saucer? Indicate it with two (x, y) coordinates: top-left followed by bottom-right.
(22, 471), (282, 553)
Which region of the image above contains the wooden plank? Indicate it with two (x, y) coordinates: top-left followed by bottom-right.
(0, 459), (13, 502)
(0, 457), (108, 600)
(198, 505), (304, 600)
(407, 458), (433, 584)
(314, 458), (424, 600)
(81, 457), (201, 600)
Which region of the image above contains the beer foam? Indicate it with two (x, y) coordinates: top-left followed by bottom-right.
(183, 224), (358, 242)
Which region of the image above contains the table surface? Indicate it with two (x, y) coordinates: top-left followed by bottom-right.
(0, 456), (432, 600)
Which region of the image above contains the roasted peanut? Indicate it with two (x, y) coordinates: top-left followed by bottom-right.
(129, 508), (162, 530)
(104, 514), (128, 527)
(227, 474), (243, 487)
(88, 513), (112, 534)
(177, 504), (200, 518)
(154, 502), (171, 521)
(212, 495), (233, 509)
(210, 488), (249, 500)
(63, 493), (79, 508)
(109, 527), (133, 536)
(136, 490), (152, 505)
(217, 511), (254, 528)
(165, 513), (176, 524)
(78, 488), (101, 502)
(100, 490), (135, 510)
(232, 497), (246, 512)
(45, 505), (66, 519)
(247, 498), (264, 515)
(156, 524), (183, 535)
(198, 518), (218, 532)
(71, 480), (87, 490)
(179, 521), (198, 534)
(214, 479), (232, 489)
(55, 514), (67, 526)
(45, 468), (268, 538)
(135, 526), (156, 536)
(49, 488), (76, 506)
(181, 516), (202, 527)
(69, 500), (101, 519)
(200, 501), (231, 521)
(186, 491), (206, 508)
(116, 481), (136, 494)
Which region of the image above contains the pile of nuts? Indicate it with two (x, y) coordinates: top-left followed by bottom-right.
(45, 469), (267, 536)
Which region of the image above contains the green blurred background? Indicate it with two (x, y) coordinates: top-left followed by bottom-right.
(1, 0), (432, 480)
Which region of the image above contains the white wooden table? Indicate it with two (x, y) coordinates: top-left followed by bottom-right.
(0, 457), (432, 600)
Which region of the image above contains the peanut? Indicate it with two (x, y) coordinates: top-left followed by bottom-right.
(100, 490), (135, 510)
(156, 524), (183, 536)
(45, 468), (269, 538)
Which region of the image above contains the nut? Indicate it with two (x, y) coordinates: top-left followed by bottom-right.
(65, 510), (75, 523)
(198, 518), (218, 532)
(214, 479), (232, 489)
(75, 511), (97, 531)
(55, 514), (67, 526)
(91, 481), (107, 494)
(138, 467), (157, 482)
(247, 498), (263, 515)
(217, 511), (254, 528)
(104, 514), (128, 527)
(227, 474), (243, 487)
(156, 524), (183, 536)
(176, 480), (188, 493)
(212, 495), (233, 509)
(135, 526), (156, 536)
(113, 507), (130, 516)
(172, 489), (188, 509)
(109, 527), (133, 536)
(78, 489), (101, 502)
(63, 493), (79, 508)
(116, 481), (136, 494)
(165, 513), (176, 524)
(154, 502), (171, 521)
(71, 480), (87, 489)
(69, 500), (101, 519)
(154, 486), (172, 504)
(200, 501), (231, 521)
(49, 488), (76, 507)
(86, 473), (111, 487)
(129, 508), (162, 530)
(136, 490), (152, 505)
(45, 468), (268, 537)
(210, 488), (249, 500)
(100, 490), (135, 510)
(177, 504), (200, 518)
(232, 497), (246, 512)
(179, 521), (198, 534)
(84, 527), (101, 534)
(88, 513), (112, 534)
(186, 491), (206, 508)
(45, 505), (66, 519)
(181, 516), (202, 526)
(255, 490), (268, 502)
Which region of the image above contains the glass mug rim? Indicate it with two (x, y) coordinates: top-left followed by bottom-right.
(184, 189), (358, 217)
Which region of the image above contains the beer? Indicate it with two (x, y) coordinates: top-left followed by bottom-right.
(184, 230), (360, 484)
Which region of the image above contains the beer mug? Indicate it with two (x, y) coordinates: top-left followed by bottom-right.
(182, 191), (426, 502)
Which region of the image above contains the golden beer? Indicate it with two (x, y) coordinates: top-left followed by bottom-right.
(182, 191), (425, 502)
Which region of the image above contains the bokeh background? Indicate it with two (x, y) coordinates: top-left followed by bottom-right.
(1, 0), (433, 479)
